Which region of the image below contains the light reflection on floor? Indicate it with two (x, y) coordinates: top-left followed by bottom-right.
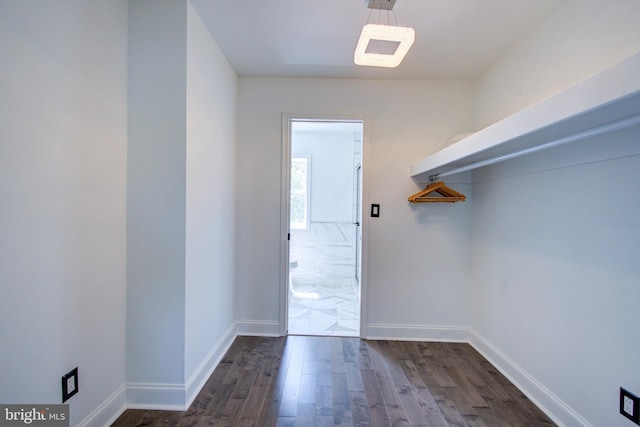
(288, 222), (360, 337)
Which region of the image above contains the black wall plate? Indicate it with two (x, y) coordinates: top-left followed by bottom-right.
(621, 387), (640, 425)
(62, 367), (78, 403)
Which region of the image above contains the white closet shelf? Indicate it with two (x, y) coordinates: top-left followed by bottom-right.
(410, 52), (640, 183)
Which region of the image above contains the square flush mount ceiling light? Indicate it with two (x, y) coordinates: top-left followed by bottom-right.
(354, 23), (415, 68)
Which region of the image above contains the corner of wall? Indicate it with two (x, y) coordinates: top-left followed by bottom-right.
(77, 386), (127, 427)
(236, 320), (282, 337)
(468, 329), (591, 427)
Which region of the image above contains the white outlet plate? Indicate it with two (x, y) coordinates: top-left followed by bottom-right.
(67, 376), (76, 394)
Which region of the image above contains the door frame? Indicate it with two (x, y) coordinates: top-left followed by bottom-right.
(280, 113), (369, 337)
(354, 163), (362, 282)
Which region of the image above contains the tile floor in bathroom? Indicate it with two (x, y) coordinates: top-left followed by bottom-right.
(288, 222), (360, 337)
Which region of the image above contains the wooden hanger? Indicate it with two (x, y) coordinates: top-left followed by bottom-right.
(408, 181), (466, 203)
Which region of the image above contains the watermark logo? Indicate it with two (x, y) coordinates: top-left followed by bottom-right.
(1, 405), (68, 426)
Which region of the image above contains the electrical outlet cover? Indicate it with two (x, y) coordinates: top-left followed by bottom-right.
(62, 367), (79, 403)
(620, 387), (640, 425)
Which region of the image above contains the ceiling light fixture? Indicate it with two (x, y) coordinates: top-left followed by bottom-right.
(354, 0), (415, 68)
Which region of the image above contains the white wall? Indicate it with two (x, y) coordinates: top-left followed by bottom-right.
(470, 129), (640, 427)
(470, 1), (640, 425)
(237, 78), (474, 338)
(127, 0), (188, 395)
(185, 0), (237, 394)
(0, 1), (128, 426)
(0, 0), (237, 419)
(127, 0), (237, 409)
(292, 131), (356, 223)
(474, 0), (640, 128)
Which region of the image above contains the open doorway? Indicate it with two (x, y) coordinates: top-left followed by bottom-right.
(287, 119), (363, 337)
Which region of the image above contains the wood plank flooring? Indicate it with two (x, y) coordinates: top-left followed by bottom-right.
(112, 336), (556, 427)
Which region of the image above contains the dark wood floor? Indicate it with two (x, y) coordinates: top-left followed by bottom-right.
(112, 335), (555, 427)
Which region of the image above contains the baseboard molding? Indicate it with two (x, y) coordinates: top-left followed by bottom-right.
(82, 323), (587, 426)
(236, 319), (281, 337)
(366, 324), (588, 426)
(124, 323), (238, 412)
(126, 382), (187, 411)
(78, 384), (127, 427)
(365, 323), (470, 342)
(468, 329), (591, 427)
(185, 323), (237, 408)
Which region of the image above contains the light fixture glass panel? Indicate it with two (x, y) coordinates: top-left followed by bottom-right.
(354, 23), (415, 68)
(366, 39), (401, 55)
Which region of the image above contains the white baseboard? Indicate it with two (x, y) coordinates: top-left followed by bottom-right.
(236, 319), (281, 337)
(468, 328), (590, 427)
(126, 323), (238, 412)
(365, 323), (470, 342)
(126, 382), (187, 411)
(82, 323), (586, 427)
(366, 324), (587, 426)
(78, 384), (127, 427)
(185, 323), (237, 408)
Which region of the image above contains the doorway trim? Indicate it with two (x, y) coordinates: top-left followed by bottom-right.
(280, 113), (369, 338)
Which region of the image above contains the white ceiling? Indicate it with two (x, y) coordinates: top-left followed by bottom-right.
(190, 0), (564, 80)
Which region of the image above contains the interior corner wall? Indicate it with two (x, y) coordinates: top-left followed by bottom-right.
(469, 1), (640, 425)
(127, 0), (188, 396)
(474, 0), (640, 128)
(184, 1), (238, 392)
(469, 127), (640, 427)
(0, 1), (128, 426)
(237, 78), (475, 338)
(128, 0), (238, 409)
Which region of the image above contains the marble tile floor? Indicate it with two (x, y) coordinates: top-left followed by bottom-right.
(288, 222), (360, 337)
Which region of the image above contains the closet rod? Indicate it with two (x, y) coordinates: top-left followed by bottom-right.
(429, 112), (640, 182)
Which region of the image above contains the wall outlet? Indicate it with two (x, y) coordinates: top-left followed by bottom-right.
(620, 387), (640, 424)
(62, 367), (79, 403)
